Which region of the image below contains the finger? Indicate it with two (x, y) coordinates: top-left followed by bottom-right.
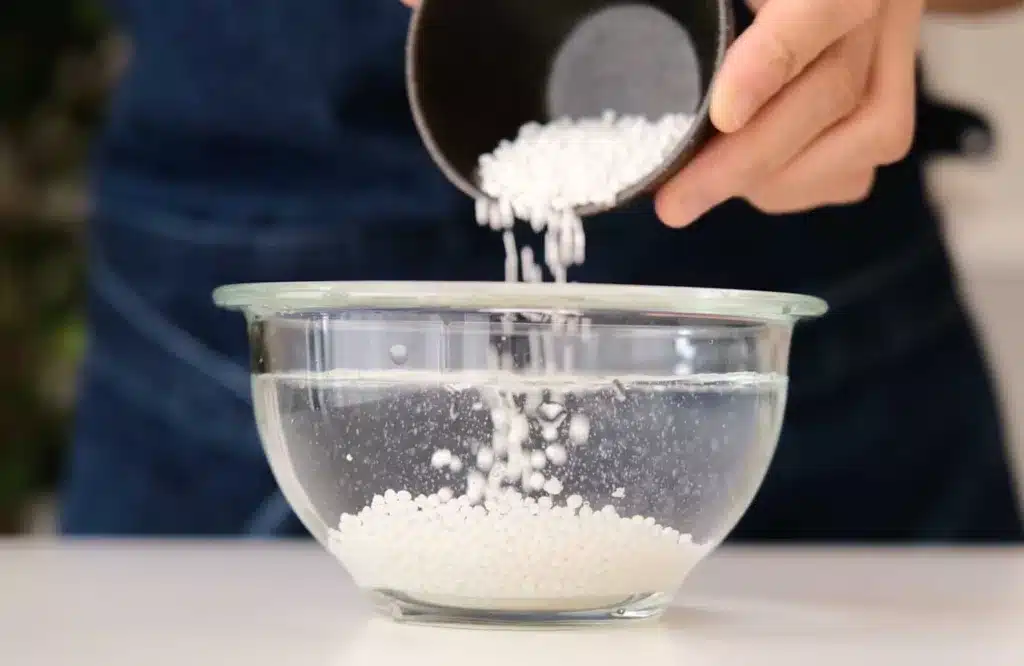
(401, 0), (418, 6)
(860, 0), (923, 164)
(711, 0), (881, 132)
(655, 26), (875, 228)
(741, 0), (922, 190)
(745, 170), (876, 214)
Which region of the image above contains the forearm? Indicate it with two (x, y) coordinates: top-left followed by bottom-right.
(928, 0), (1021, 14)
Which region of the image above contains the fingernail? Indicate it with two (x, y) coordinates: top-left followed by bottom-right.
(711, 87), (759, 133)
(728, 95), (759, 130)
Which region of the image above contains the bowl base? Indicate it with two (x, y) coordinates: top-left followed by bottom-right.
(369, 589), (671, 628)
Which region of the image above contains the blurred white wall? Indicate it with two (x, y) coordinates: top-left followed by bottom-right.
(922, 10), (1024, 498)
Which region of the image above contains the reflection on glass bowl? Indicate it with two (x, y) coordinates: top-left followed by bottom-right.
(336, 617), (678, 666)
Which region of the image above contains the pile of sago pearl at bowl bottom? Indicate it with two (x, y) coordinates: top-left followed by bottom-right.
(329, 488), (712, 612)
(326, 110), (708, 612)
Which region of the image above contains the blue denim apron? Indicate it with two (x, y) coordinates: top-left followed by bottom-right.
(60, 0), (1023, 540)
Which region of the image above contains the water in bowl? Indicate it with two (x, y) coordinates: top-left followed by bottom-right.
(254, 370), (785, 618)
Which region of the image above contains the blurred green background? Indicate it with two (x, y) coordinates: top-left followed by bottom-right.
(0, 1), (116, 532)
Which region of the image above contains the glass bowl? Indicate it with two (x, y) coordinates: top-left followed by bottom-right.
(213, 281), (826, 626)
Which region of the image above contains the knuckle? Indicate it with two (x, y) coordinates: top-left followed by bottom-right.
(852, 0), (884, 23)
(857, 171), (877, 198)
(841, 171), (877, 203)
(722, 142), (781, 190)
(748, 198), (786, 215)
(830, 62), (868, 118)
(827, 0), (875, 34)
(748, 170), (877, 214)
(738, 154), (777, 187)
(873, 110), (916, 164)
(745, 188), (796, 215)
(761, 29), (801, 84)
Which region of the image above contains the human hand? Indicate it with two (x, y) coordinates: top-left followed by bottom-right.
(655, 0), (925, 227)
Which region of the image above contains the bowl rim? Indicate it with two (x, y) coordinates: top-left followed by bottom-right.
(212, 281), (828, 321)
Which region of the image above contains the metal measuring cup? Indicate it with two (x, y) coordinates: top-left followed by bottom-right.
(406, 0), (735, 216)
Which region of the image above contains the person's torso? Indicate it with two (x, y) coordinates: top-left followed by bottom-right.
(95, 0), (989, 284)
(82, 0), (1020, 541)
(98, 0), (457, 224)
(91, 0), (995, 418)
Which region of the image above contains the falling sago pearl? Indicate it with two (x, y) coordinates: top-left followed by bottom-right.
(545, 444), (568, 466)
(568, 414), (590, 445)
(538, 402), (564, 422)
(507, 414), (530, 447)
(477, 110), (695, 288)
(542, 477), (564, 496)
(430, 448), (453, 469)
(476, 447), (495, 471)
(323, 111), (706, 610)
(467, 471), (486, 503)
(388, 344), (408, 366)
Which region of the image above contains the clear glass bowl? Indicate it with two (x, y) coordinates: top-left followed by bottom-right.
(214, 281), (826, 626)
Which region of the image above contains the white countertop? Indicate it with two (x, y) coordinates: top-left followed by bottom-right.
(2, 541), (1023, 666)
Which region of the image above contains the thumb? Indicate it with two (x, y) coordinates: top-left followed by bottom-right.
(401, 0), (419, 7)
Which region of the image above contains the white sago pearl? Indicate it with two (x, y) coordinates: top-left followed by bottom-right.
(430, 448), (452, 469)
(542, 477), (563, 496)
(475, 198), (489, 226)
(328, 490), (709, 611)
(538, 402), (564, 422)
(507, 414), (530, 447)
(544, 444), (567, 466)
(476, 447), (495, 471)
(568, 414), (590, 445)
(466, 472), (486, 504)
(475, 112), (694, 281)
(358, 112), (704, 611)
(492, 431), (509, 454)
